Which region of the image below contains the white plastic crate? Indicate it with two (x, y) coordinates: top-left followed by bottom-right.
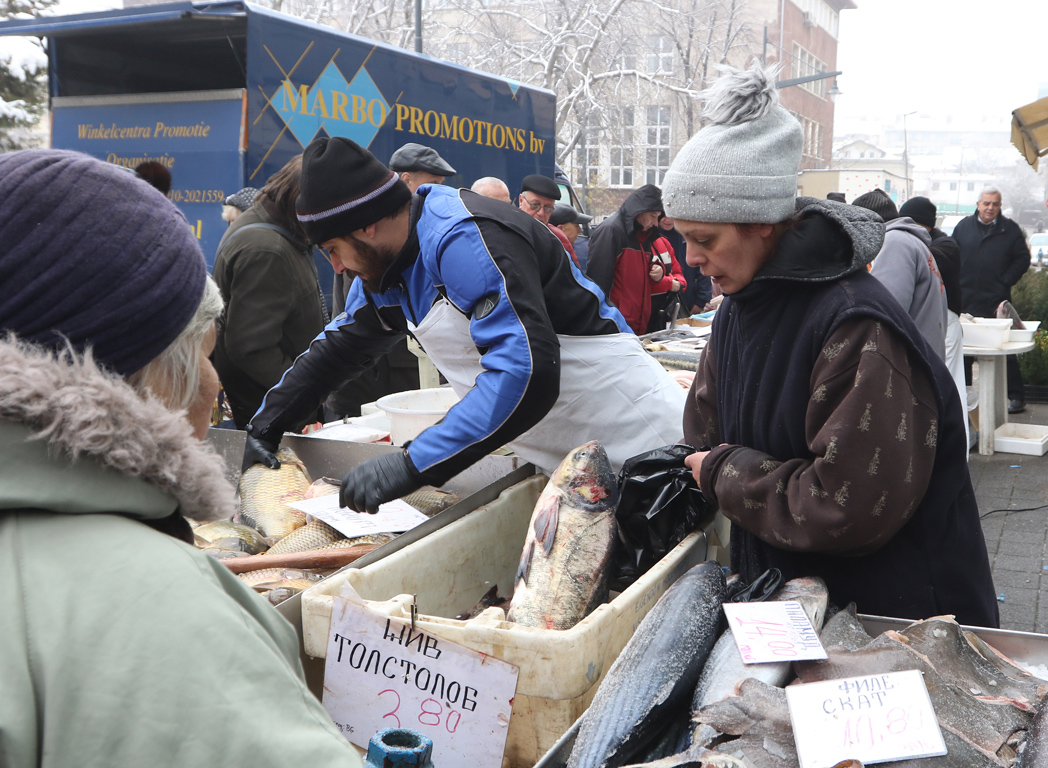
(961, 318), (1013, 348)
(300, 475), (723, 767)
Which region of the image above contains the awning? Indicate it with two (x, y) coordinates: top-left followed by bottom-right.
(1011, 96), (1048, 170)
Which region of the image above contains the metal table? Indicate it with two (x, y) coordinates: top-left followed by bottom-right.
(964, 340), (1035, 455)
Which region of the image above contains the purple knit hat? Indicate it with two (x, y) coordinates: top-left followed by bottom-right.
(0, 150), (206, 377)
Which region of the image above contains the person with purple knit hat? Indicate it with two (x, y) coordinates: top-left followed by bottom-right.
(0, 150), (363, 768)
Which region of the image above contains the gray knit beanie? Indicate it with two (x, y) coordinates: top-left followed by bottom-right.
(663, 62), (802, 224)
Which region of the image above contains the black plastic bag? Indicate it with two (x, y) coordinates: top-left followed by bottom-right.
(726, 568), (783, 603)
(612, 444), (711, 590)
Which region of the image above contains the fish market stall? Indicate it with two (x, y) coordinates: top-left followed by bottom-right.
(299, 471), (728, 768)
(533, 607), (1048, 768)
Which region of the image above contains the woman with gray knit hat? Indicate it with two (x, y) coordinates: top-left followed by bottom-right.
(0, 151), (363, 768)
(668, 63), (997, 627)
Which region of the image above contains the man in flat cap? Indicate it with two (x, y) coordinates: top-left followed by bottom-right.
(548, 203), (592, 269)
(389, 142), (457, 191)
(242, 137), (686, 513)
(519, 173), (576, 262)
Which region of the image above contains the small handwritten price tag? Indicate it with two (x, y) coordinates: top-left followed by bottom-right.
(323, 591), (519, 768)
(786, 670), (947, 768)
(722, 601), (827, 663)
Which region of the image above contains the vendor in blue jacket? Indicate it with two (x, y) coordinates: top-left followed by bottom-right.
(243, 137), (685, 511)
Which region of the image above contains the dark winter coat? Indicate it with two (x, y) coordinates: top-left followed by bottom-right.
(929, 227), (962, 315)
(955, 212), (1030, 317)
(684, 198), (998, 627)
(586, 185), (668, 333)
(212, 201), (327, 428)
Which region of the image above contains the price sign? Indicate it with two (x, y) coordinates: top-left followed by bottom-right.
(289, 497), (430, 537)
(323, 591), (519, 768)
(722, 601), (827, 663)
(786, 670), (947, 768)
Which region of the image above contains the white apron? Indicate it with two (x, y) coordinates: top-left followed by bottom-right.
(409, 298), (687, 475)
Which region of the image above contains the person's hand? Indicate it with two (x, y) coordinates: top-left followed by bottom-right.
(669, 279), (681, 292)
(340, 451), (422, 514)
(242, 434), (281, 473)
(649, 263), (665, 281)
(684, 449), (711, 489)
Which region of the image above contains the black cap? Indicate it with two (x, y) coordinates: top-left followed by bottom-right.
(521, 174), (559, 200)
(852, 188), (898, 223)
(296, 137), (412, 245)
(826, 192), (847, 203)
(388, 143), (457, 176)
(225, 187), (259, 212)
(548, 203), (593, 227)
(898, 196), (937, 228)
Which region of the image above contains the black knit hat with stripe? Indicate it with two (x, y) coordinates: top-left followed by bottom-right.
(296, 137), (412, 245)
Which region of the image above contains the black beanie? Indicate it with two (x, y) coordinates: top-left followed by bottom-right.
(296, 137), (412, 245)
(898, 196), (937, 228)
(851, 189), (898, 223)
(0, 150), (206, 377)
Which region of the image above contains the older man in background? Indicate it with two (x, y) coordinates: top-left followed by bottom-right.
(471, 176), (511, 203)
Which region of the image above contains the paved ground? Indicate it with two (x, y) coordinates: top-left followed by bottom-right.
(971, 400), (1048, 633)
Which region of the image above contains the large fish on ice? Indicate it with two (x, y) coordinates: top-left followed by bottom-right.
(507, 441), (618, 631)
(567, 561), (726, 768)
(237, 446), (311, 539)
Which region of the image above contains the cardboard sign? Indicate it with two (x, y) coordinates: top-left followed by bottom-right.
(323, 589), (519, 767)
(289, 497), (429, 537)
(722, 601), (827, 663)
(786, 670), (947, 768)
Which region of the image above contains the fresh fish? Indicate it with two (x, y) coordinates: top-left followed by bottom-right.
(898, 616), (1043, 710)
(965, 630), (1048, 691)
(266, 519), (345, 554)
(304, 477), (340, 499)
(401, 487), (461, 517)
(566, 561), (726, 768)
(795, 633), (1031, 761)
(236, 446), (311, 539)
(319, 532), (396, 550)
(818, 603), (873, 652)
(997, 300), (1026, 330)
(689, 577), (829, 715)
(1018, 696), (1048, 767)
(237, 567), (324, 592)
(193, 520), (269, 554)
(508, 441), (619, 631)
(693, 678), (798, 768)
(455, 585), (510, 621)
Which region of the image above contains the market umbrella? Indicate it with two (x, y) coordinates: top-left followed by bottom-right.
(1011, 96), (1048, 170)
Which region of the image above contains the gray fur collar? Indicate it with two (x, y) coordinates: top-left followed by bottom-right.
(0, 336), (234, 521)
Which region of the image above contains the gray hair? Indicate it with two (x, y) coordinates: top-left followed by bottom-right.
(127, 276), (223, 411)
(471, 176), (511, 201)
(980, 185), (1001, 199)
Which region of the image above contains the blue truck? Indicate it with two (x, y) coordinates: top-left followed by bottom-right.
(0, 1), (557, 279)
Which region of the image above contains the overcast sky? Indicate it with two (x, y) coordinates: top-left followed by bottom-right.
(835, 0), (1044, 130)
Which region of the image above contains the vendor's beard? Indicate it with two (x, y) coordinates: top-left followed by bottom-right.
(348, 234), (399, 293)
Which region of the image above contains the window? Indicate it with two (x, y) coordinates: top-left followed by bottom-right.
(646, 36), (673, 75)
(609, 107), (634, 187)
(859, 151), (866, 158)
(949, 182), (957, 191)
(645, 105), (671, 185)
(611, 41), (636, 71)
(791, 44), (827, 99)
(884, 179), (892, 193)
(932, 182), (940, 191)
(967, 182), (975, 191)
(574, 145), (600, 187)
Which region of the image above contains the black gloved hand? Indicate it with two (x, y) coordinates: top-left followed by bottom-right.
(242, 434), (281, 473)
(340, 451), (422, 514)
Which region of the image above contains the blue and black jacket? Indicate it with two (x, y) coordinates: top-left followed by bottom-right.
(250, 185), (628, 486)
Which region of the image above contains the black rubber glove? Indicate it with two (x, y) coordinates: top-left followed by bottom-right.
(340, 451), (422, 514)
(242, 434), (281, 473)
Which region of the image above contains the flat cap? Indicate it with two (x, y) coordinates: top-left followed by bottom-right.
(548, 203), (593, 227)
(521, 174), (559, 200)
(388, 143), (456, 176)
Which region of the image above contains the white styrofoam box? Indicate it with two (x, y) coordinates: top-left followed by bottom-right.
(961, 318), (1013, 349)
(994, 423), (1048, 456)
(300, 476), (722, 767)
(376, 387), (461, 445)
(1010, 321), (1042, 343)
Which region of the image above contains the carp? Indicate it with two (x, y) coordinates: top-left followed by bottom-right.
(508, 441), (618, 631)
(266, 519), (345, 555)
(237, 446), (311, 539)
(401, 487), (461, 517)
(193, 520), (269, 555)
(567, 561), (726, 768)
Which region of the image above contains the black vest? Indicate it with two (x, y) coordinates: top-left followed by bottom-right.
(714, 269), (998, 627)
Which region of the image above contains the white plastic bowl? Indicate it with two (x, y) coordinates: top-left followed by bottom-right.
(1010, 321), (1042, 343)
(376, 387), (461, 444)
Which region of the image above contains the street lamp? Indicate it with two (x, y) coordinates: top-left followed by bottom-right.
(903, 110), (916, 200)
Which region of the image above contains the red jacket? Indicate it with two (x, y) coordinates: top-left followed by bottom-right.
(650, 238), (687, 296)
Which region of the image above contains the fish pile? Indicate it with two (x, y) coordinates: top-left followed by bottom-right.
(508, 441), (619, 631)
(191, 445), (457, 604)
(561, 580), (1048, 768)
